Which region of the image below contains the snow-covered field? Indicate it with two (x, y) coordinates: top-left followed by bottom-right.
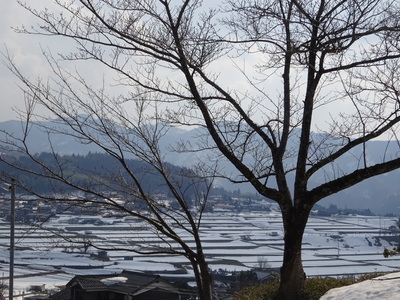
(0, 211), (399, 298)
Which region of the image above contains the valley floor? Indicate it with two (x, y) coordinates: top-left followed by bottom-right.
(0, 211), (399, 298)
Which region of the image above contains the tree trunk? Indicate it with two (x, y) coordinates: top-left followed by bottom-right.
(200, 261), (213, 300)
(192, 254), (213, 300)
(276, 207), (310, 300)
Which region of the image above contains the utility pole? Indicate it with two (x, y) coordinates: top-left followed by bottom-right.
(9, 179), (15, 300)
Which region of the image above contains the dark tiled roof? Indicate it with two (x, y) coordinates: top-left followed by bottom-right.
(69, 270), (173, 295)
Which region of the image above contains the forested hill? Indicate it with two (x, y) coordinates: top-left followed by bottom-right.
(2, 120), (400, 214)
(0, 152), (202, 197)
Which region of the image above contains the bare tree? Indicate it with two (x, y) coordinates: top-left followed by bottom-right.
(0, 118), (214, 299)
(256, 256), (270, 270)
(3, 0), (400, 299)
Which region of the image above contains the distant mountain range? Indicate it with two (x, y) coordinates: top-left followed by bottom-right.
(1, 119), (399, 215)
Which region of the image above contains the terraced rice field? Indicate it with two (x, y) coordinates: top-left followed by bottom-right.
(0, 210), (399, 296)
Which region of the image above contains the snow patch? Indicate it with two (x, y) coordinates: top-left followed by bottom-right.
(320, 272), (400, 300)
(100, 276), (128, 286)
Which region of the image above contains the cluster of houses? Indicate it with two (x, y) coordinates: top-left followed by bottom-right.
(0, 192), (274, 225)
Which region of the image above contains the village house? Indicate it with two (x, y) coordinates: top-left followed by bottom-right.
(50, 270), (183, 300)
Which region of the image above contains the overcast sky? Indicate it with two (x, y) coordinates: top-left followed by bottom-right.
(0, 1), (73, 123)
(0, 1), (240, 123)
(0, 1), (43, 122)
(0, 1), (351, 130)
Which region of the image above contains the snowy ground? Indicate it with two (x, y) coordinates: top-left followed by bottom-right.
(0, 211), (399, 298)
(320, 271), (400, 299)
